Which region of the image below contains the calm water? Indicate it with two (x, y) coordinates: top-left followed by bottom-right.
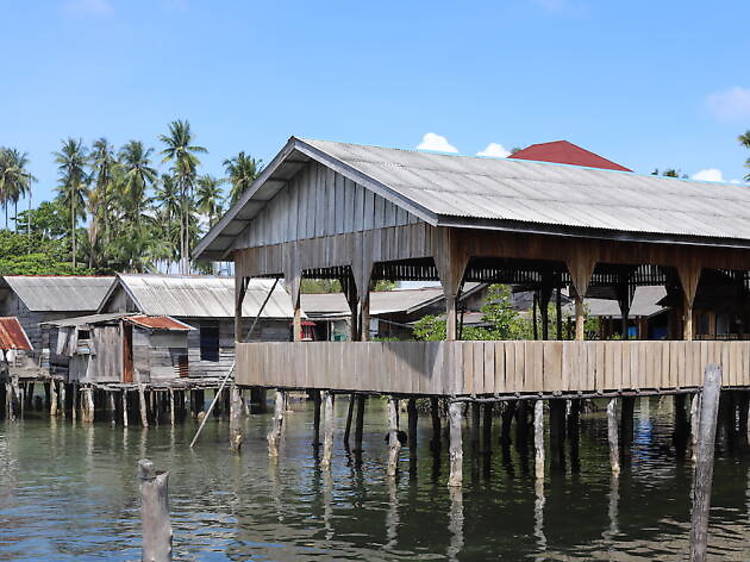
(1, 397), (749, 561)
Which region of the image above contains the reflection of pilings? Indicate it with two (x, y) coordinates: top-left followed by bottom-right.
(533, 478), (547, 553)
(470, 403), (480, 451)
(354, 395), (366, 455)
(549, 400), (565, 470)
(447, 486), (464, 561)
(602, 473), (620, 544)
(620, 396), (635, 451)
(343, 393), (355, 448)
(267, 390), (285, 457)
(738, 392), (749, 451)
(311, 390), (321, 447)
(408, 398), (418, 474)
(674, 394), (690, 457)
(500, 401), (516, 446)
(567, 399), (581, 473)
(385, 475), (399, 551)
(515, 401), (530, 452)
(482, 402), (493, 456)
(430, 397), (441, 454)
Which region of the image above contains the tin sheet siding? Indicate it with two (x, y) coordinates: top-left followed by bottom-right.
(234, 161), (419, 250)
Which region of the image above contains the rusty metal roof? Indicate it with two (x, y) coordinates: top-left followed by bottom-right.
(125, 315), (194, 331)
(0, 317), (32, 350)
(0, 276), (115, 312)
(195, 137), (750, 260)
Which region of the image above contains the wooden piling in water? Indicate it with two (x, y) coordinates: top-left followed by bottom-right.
(343, 393), (355, 448)
(138, 459), (172, 562)
(448, 401), (463, 487)
(430, 397), (441, 452)
(138, 384), (149, 428)
(690, 365), (722, 562)
(387, 397), (401, 477)
(311, 390), (321, 447)
(534, 400), (545, 481)
(82, 386), (95, 423)
(549, 400), (565, 466)
(620, 396), (635, 450)
(229, 384), (243, 453)
(122, 390), (129, 427)
(50, 380), (58, 417)
(471, 403), (481, 450)
(482, 402), (493, 455)
(407, 397), (418, 464)
(607, 398), (620, 475)
(60, 382), (66, 419)
(267, 389), (285, 457)
(354, 395), (366, 453)
(321, 391), (334, 470)
(500, 401), (515, 445)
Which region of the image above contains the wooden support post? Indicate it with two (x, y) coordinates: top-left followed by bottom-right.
(566, 253), (596, 342)
(60, 383), (66, 419)
(82, 387), (95, 423)
(386, 397), (401, 477)
(108, 391), (116, 424)
(44, 382), (51, 411)
(5, 377), (19, 422)
(312, 390), (322, 447)
(321, 391), (334, 470)
(138, 384), (149, 428)
(50, 380), (58, 417)
(122, 390), (129, 427)
(534, 400), (545, 480)
(677, 263), (701, 342)
(690, 365), (722, 562)
(72, 382), (78, 421)
(354, 395), (366, 453)
(515, 400), (529, 450)
(343, 394), (355, 448)
(229, 384), (243, 453)
(471, 402), (480, 450)
(482, 402), (493, 455)
(500, 401), (516, 445)
(574, 292), (586, 341)
(448, 401), (463, 487)
(607, 398), (621, 475)
(138, 459), (172, 562)
(408, 398), (418, 465)
(532, 292), (539, 341)
(235, 276), (247, 345)
(690, 392), (701, 462)
(549, 400), (565, 466)
(267, 390), (285, 457)
(430, 397), (441, 452)
(168, 389), (175, 426)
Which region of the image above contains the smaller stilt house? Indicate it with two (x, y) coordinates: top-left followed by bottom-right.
(97, 273), (295, 378)
(0, 275), (115, 368)
(0, 317), (33, 421)
(41, 313), (193, 384)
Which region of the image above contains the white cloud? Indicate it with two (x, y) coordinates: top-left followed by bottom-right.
(64, 0), (113, 15)
(416, 133), (459, 154)
(691, 168), (724, 182)
(707, 87), (750, 122)
(476, 142), (511, 158)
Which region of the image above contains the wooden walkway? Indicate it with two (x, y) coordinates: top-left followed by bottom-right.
(237, 340), (750, 396)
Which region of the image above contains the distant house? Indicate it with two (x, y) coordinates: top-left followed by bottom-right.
(509, 140), (632, 172)
(302, 284), (487, 340)
(98, 274), (295, 377)
(42, 313), (194, 385)
(0, 276), (115, 365)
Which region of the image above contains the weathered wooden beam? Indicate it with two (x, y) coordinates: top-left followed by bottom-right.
(138, 459), (172, 562)
(138, 384), (149, 428)
(690, 364), (722, 562)
(267, 390), (285, 457)
(343, 394), (355, 448)
(122, 389), (129, 427)
(50, 380), (58, 417)
(534, 400), (545, 480)
(354, 394), (366, 453)
(386, 397), (401, 477)
(448, 401), (463, 487)
(430, 397), (442, 452)
(229, 384), (243, 453)
(321, 391), (334, 469)
(607, 398), (621, 475)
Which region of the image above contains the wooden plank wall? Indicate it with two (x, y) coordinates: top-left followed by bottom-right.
(234, 161), (420, 251)
(236, 340), (750, 395)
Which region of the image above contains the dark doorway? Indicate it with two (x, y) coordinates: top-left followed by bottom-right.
(122, 322), (133, 383)
(200, 322), (220, 362)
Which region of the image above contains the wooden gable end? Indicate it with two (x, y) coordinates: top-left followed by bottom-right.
(232, 161), (421, 250)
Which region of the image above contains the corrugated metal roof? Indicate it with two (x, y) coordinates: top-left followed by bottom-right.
(110, 274), (295, 319)
(0, 317), (32, 350)
(1, 276), (114, 312)
(562, 286), (667, 319)
(125, 315), (194, 331)
(193, 137), (750, 260)
(41, 312), (132, 328)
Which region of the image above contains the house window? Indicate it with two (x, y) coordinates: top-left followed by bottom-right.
(200, 322), (220, 362)
(77, 329), (91, 340)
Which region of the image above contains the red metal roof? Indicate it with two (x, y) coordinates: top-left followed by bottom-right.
(0, 317), (32, 350)
(508, 140), (632, 172)
(125, 315), (193, 331)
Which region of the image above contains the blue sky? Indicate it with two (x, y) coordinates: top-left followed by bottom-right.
(2, 0), (750, 206)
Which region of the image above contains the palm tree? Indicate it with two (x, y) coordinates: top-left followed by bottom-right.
(223, 151), (262, 205)
(119, 140), (157, 221)
(153, 174), (182, 265)
(90, 138), (117, 247)
(739, 131), (750, 181)
(159, 119), (206, 273)
(195, 175), (225, 228)
(54, 138), (89, 268)
(0, 148), (36, 232)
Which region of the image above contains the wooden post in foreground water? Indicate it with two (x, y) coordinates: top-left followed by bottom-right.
(448, 401), (463, 487)
(386, 397), (401, 477)
(138, 459), (172, 562)
(321, 391), (334, 469)
(690, 364), (722, 562)
(534, 400), (545, 481)
(607, 398), (620, 475)
(229, 385), (243, 453)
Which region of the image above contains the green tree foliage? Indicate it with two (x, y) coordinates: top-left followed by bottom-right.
(0, 230), (90, 275)
(224, 151), (263, 205)
(53, 138), (89, 268)
(739, 131), (750, 181)
(0, 147), (36, 231)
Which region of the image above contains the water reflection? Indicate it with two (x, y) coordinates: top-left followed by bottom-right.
(3, 398), (750, 559)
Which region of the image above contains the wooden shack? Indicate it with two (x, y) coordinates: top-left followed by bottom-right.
(193, 136), (750, 483)
(0, 275), (114, 367)
(98, 273), (295, 378)
(42, 313), (193, 384)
